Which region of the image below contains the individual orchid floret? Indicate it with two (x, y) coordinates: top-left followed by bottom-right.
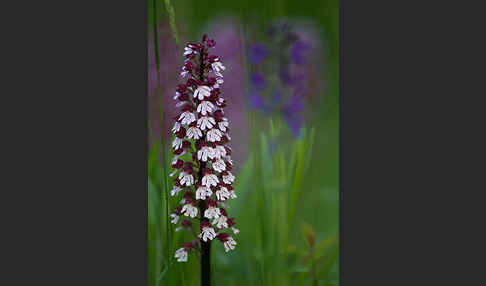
(174, 240), (199, 262)
(181, 199), (198, 218)
(176, 218), (193, 232)
(202, 170), (219, 188)
(213, 215), (228, 229)
(178, 163), (194, 186)
(213, 145), (227, 159)
(197, 144), (215, 162)
(206, 128), (223, 142)
(186, 122), (203, 140)
(170, 206), (183, 224)
(204, 199), (221, 219)
(180, 62), (194, 78)
(170, 184), (182, 196)
(227, 217), (239, 234)
(199, 220), (217, 242)
(174, 247), (188, 262)
(196, 185), (213, 200)
(217, 232), (237, 252)
(178, 111), (196, 125)
(184, 45), (198, 56)
(209, 56), (226, 77)
(218, 119), (229, 132)
(172, 122), (181, 133)
(212, 159), (226, 173)
(197, 101), (215, 116)
(215, 185), (231, 201)
(212, 208), (228, 229)
(222, 171), (235, 184)
(194, 85), (211, 100)
(208, 77), (224, 89)
(197, 116), (216, 131)
(172, 137), (183, 150)
(212, 61), (225, 71)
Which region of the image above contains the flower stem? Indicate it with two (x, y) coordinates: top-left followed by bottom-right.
(151, 0), (171, 276)
(200, 238), (211, 286)
(198, 160), (211, 286)
(195, 44), (211, 286)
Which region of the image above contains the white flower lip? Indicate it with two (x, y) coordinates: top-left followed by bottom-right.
(207, 128), (223, 142)
(204, 206), (221, 219)
(175, 247), (188, 262)
(196, 186), (213, 200)
(170, 213), (179, 224)
(213, 215), (228, 229)
(183, 46), (197, 56)
(194, 85), (211, 100)
(202, 173), (219, 188)
(212, 159), (226, 173)
(218, 121), (229, 132)
(172, 137), (183, 150)
(223, 172), (235, 184)
(212, 62), (226, 78)
(182, 204), (198, 218)
(180, 70), (189, 78)
(172, 122), (181, 133)
(223, 237), (237, 252)
(179, 172), (194, 186)
(179, 111), (196, 125)
(197, 146), (215, 162)
(216, 186), (230, 201)
(186, 126), (202, 140)
(197, 101), (214, 116)
(199, 226), (217, 242)
(197, 116), (216, 131)
(213, 145), (226, 159)
(170, 186), (182, 196)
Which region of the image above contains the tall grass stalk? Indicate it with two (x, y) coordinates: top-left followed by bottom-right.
(151, 0), (171, 279)
(163, 0), (180, 47)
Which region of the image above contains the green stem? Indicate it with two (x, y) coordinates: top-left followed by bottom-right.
(311, 253), (318, 286)
(151, 0), (171, 279)
(196, 49), (211, 286)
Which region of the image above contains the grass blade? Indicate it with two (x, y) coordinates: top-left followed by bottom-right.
(164, 0), (180, 47)
(156, 259), (174, 286)
(151, 0), (171, 281)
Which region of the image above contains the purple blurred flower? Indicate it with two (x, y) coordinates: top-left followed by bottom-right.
(291, 40), (310, 65)
(279, 71), (292, 86)
(286, 94), (305, 114)
(250, 72), (266, 90)
(284, 112), (303, 137)
(272, 89), (283, 105)
(248, 44), (268, 64)
(283, 95), (305, 137)
(247, 21), (320, 137)
(249, 89), (267, 111)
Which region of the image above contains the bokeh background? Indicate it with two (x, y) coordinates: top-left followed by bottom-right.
(148, 0), (338, 285)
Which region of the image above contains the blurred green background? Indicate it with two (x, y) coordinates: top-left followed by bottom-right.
(148, 0), (338, 285)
